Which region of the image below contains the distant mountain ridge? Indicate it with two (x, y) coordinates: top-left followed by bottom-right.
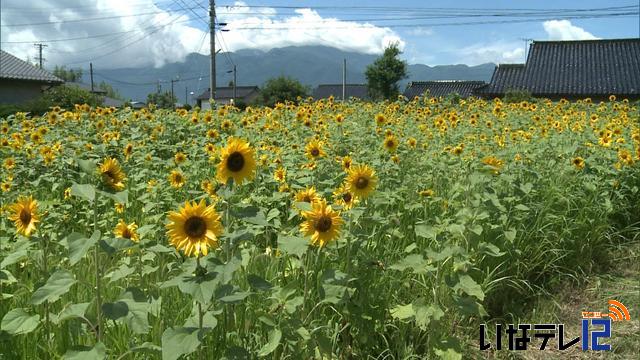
(83, 46), (495, 102)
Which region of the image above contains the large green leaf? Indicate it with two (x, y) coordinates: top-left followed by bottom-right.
(388, 254), (433, 274)
(63, 342), (106, 360)
(277, 235), (309, 258)
(0, 241), (32, 269)
(161, 327), (201, 360)
(71, 183), (95, 202)
(1, 308), (40, 335)
(454, 275), (484, 301)
(390, 303), (414, 320)
(67, 231), (100, 265)
(30, 270), (77, 305)
(247, 274), (273, 291)
(257, 328), (282, 357)
(55, 302), (90, 324)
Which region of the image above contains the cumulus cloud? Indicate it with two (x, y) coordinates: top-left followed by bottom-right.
(455, 42), (525, 65)
(0, 0), (403, 69)
(543, 20), (599, 40)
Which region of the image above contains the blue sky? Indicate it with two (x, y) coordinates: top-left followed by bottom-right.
(1, 0), (638, 68)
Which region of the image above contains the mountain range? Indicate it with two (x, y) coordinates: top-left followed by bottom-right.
(83, 46), (496, 102)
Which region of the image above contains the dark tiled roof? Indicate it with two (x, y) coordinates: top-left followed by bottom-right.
(196, 86), (260, 100)
(522, 38), (640, 96)
(475, 64), (526, 97)
(312, 84), (370, 100)
(404, 80), (486, 98)
(67, 82), (108, 95)
(0, 50), (64, 83)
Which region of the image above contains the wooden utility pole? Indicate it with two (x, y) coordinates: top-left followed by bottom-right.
(209, 0), (216, 104)
(34, 43), (47, 68)
(342, 58), (346, 101)
(90, 63), (95, 92)
(233, 65), (237, 102)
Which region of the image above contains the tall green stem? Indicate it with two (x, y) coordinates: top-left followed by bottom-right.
(93, 196), (102, 341)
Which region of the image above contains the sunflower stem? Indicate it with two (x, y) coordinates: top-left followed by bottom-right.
(196, 255), (204, 358)
(93, 195), (102, 342)
(42, 235), (50, 344)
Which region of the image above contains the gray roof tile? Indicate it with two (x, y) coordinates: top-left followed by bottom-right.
(404, 80), (486, 98)
(0, 50), (64, 83)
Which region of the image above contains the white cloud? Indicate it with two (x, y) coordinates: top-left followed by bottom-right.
(454, 42), (525, 65)
(0, 0), (404, 69)
(543, 20), (599, 40)
(406, 27), (434, 37)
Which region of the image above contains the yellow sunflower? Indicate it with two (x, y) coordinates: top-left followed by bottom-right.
(174, 152), (187, 164)
(166, 200), (224, 257)
(294, 186), (321, 205)
(300, 199), (343, 248)
(305, 140), (326, 160)
(383, 135), (399, 153)
(169, 170), (186, 188)
(333, 185), (358, 210)
(98, 157), (126, 191)
(345, 164), (377, 199)
(114, 219), (140, 242)
(216, 138), (256, 185)
(8, 195), (39, 237)
(572, 157), (585, 170)
(274, 167), (286, 183)
(123, 143), (133, 159)
(341, 156), (353, 171)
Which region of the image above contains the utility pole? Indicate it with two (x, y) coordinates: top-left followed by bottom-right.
(34, 43), (47, 68)
(342, 58), (346, 101)
(233, 65), (237, 102)
(90, 63), (95, 92)
(157, 80), (161, 94)
(171, 78), (178, 109)
(209, 0), (216, 104)
(185, 86), (188, 106)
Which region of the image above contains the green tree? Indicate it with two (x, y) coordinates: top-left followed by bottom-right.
(365, 43), (407, 100)
(147, 91), (176, 109)
(52, 66), (83, 82)
(257, 76), (309, 107)
(97, 81), (123, 100)
(24, 85), (103, 114)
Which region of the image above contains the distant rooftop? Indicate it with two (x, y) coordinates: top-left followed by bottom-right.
(312, 84), (369, 100)
(404, 80), (486, 99)
(0, 50), (63, 83)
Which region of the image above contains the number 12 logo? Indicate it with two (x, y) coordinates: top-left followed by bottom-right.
(582, 318), (611, 351)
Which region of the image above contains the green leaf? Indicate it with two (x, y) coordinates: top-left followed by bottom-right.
(223, 346), (251, 360)
(454, 275), (484, 301)
(434, 348), (462, 360)
(414, 224), (437, 239)
(102, 301), (129, 320)
(30, 270), (77, 305)
(388, 254), (432, 274)
(514, 204), (530, 211)
(99, 237), (135, 255)
(413, 298), (444, 330)
(218, 291), (251, 304)
(71, 183), (95, 202)
(453, 295), (488, 317)
(184, 310), (218, 329)
(257, 328), (282, 357)
(293, 202), (312, 212)
(277, 235), (309, 258)
(76, 158), (97, 175)
(67, 231), (100, 265)
(469, 224), (483, 236)
(1, 308), (40, 335)
(55, 302), (90, 324)
(63, 342), (107, 360)
(162, 327), (201, 360)
(131, 342), (162, 354)
(247, 274), (273, 291)
(390, 303), (414, 320)
(504, 229), (517, 242)
(0, 241), (32, 269)
(519, 182), (534, 195)
(478, 242), (504, 257)
(105, 263), (135, 283)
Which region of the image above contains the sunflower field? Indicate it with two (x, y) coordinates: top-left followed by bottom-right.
(0, 96), (639, 359)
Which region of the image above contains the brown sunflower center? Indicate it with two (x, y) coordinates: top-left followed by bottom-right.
(184, 216), (207, 238)
(315, 216), (332, 232)
(386, 140), (394, 147)
(122, 228), (132, 239)
(227, 152), (245, 172)
(310, 148), (320, 157)
(19, 209), (32, 224)
(342, 192), (352, 203)
(302, 195), (312, 203)
(355, 176), (369, 190)
(103, 170), (115, 181)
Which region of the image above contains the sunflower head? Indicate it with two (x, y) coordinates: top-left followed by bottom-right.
(174, 152), (187, 164)
(169, 170), (186, 188)
(98, 157), (126, 191)
(333, 185), (358, 210)
(383, 135), (399, 153)
(114, 219), (139, 242)
(300, 199), (343, 248)
(305, 140), (326, 160)
(8, 195), (39, 237)
(572, 157), (585, 170)
(216, 138), (256, 185)
(346, 164), (377, 199)
(166, 200), (224, 257)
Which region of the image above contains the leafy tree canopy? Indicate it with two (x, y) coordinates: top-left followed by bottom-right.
(257, 76), (309, 107)
(365, 43), (408, 101)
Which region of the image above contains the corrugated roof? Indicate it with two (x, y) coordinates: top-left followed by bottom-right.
(0, 50), (64, 83)
(522, 38), (640, 96)
(475, 64), (526, 97)
(196, 86), (260, 100)
(404, 80), (486, 98)
(312, 84), (370, 100)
